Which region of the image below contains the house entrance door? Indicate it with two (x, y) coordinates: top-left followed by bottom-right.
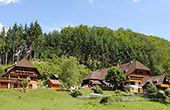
(29, 84), (32, 89)
(14, 83), (18, 88)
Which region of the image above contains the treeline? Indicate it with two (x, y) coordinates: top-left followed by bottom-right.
(0, 21), (170, 76)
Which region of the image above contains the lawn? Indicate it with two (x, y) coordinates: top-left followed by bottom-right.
(0, 89), (170, 110)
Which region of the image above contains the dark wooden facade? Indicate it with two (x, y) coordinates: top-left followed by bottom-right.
(0, 59), (41, 89)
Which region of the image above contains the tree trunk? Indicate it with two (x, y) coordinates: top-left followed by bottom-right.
(12, 44), (15, 63)
(3, 54), (5, 65)
(23, 47), (27, 59)
(5, 52), (8, 65)
(34, 51), (36, 59)
(0, 54), (2, 65)
(17, 54), (19, 63)
(29, 45), (32, 60)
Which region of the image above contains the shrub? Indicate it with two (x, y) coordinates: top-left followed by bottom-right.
(100, 96), (112, 104)
(165, 89), (170, 96)
(112, 95), (122, 102)
(113, 90), (128, 96)
(94, 85), (103, 94)
(70, 90), (82, 97)
(146, 82), (157, 98)
(100, 95), (122, 104)
(21, 80), (29, 89)
(155, 91), (166, 100)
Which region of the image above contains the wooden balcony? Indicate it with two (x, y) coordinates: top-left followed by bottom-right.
(0, 77), (10, 82)
(131, 73), (151, 77)
(124, 78), (142, 82)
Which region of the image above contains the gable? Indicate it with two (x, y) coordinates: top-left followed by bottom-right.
(83, 68), (109, 80)
(140, 75), (166, 86)
(2, 59), (41, 77)
(119, 61), (151, 76)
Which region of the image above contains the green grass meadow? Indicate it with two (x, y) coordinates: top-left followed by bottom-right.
(0, 89), (170, 110)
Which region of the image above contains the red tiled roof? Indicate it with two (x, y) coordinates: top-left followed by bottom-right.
(119, 61), (151, 76)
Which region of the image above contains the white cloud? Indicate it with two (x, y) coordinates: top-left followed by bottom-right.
(41, 24), (75, 33)
(0, 0), (19, 5)
(0, 23), (3, 29)
(41, 25), (62, 32)
(88, 0), (94, 4)
(133, 0), (140, 3)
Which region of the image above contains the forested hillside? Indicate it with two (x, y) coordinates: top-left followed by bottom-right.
(0, 21), (170, 78)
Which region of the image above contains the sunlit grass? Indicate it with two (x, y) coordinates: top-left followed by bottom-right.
(0, 89), (170, 110)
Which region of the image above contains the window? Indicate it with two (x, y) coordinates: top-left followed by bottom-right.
(130, 82), (135, 85)
(124, 82), (129, 85)
(11, 76), (17, 78)
(31, 77), (37, 81)
(130, 65), (133, 68)
(20, 76), (26, 79)
(153, 81), (157, 84)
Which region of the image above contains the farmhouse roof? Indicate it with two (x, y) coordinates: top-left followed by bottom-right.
(15, 59), (36, 68)
(2, 58), (41, 77)
(47, 79), (61, 85)
(119, 61), (151, 76)
(140, 75), (167, 87)
(83, 68), (109, 80)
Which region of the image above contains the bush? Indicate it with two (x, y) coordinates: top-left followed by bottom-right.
(70, 90), (82, 97)
(21, 80), (29, 89)
(146, 83), (157, 98)
(112, 95), (122, 102)
(165, 89), (170, 96)
(100, 95), (122, 104)
(94, 85), (103, 94)
(155, 91), (166, 100)
(100, 96), (112, 104)
(113, 90), (128, 96)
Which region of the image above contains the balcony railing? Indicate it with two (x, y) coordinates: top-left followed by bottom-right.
(124, 78), (142, 82)
(131, 73), (151, 77)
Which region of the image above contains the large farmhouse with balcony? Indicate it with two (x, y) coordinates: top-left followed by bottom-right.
(0, 59), (41, 89)
(82, 60), (169, 93)
(119, 61), (152, 93)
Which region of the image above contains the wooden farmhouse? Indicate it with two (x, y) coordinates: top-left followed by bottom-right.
(119, 61), (152, 93)
(46, 75), (61, 90)
(0, 59), (41, 89)
(82, 68), (109, 86)
(140, 75), (169, 91)
(82, 61), (156, 93)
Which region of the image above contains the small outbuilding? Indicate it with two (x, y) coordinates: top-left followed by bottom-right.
(46, 75), (61, 90)
(46, 79), (61, 90)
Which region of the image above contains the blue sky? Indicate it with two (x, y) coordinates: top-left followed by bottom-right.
(0, 0), (170, 40)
